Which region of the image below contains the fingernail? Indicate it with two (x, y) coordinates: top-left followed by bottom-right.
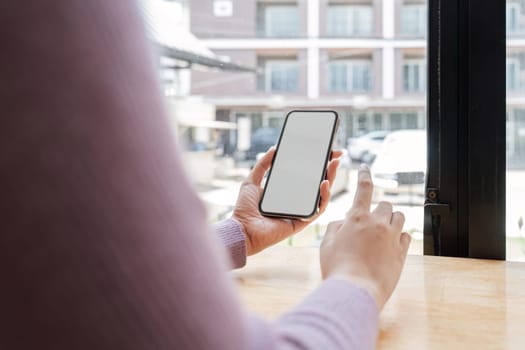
(267, 146), (276, 152)
(359, 163), (369, 171)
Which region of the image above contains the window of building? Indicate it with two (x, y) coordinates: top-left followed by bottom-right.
(373, 113), (383, 130)
(401, 4), (427, 37)
(403, 59), (426, 93)
(327, 5), (373, 37)
(257, 4), (299, 38)
(357, 113), (368, 133)
(258, 59), (299, 93)
(390, 113), (403, 130)
(406, 112), (419, 129)
(328, 60), (372, 93)
(507, 1), (521, 35)
(507, 57), (522, 91)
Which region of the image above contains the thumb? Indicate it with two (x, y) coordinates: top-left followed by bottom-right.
(246, 146), (276, 186)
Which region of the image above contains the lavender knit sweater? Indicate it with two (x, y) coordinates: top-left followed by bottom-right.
(0, 1), (378, 349)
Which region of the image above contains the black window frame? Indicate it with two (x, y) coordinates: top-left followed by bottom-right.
(424, 0), (506, 259)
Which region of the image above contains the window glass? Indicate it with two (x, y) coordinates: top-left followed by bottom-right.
(403, 58), (426, 93)
(270, 64), (294, 91)
(357, 113), (368, 133)
(328, 60), (372, 93)
(148, 0), (427, 255)
(390, 113), (403, 130)
(257, 4), (299, 38)
(507, 1), (522, 35)
(401, 3), (427, 37)
(265, 60), (299, 92)
(507, 0), (525, 261)
(373, 113), (383, 130)
(406, 113), (418, 129)
(506, 55), (523, 91)
(327, 5), (373, 37)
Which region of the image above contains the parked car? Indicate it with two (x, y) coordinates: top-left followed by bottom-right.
(347, 130), (390, 162)
(371, 130), (426, 202)
(245, 127), (281, 162)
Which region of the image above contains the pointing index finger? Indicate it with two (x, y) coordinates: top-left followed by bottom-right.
(352, 164), (373, 211)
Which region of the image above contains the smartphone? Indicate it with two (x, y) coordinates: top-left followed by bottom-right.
(259, 110), (339, 219)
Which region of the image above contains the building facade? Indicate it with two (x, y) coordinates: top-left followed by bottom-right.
(188, 0), (525, 165)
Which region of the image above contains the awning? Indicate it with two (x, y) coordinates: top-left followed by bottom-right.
(141, 0), (255, 72)
(157, 44), (256, 72)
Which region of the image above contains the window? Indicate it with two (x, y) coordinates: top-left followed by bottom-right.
(151, 0), (525, 260)
(403, 59), (426, 93)
(507, 1), (521, 35)
(327, 5), (373, 37)
(180, 0), (428, 254)
(508, 1), (525, 261)
(257, 4), (299, 38)
(421, 0), (507, 259)
(373, 113), (383, 130)
(328, 60), (372, 93)
(506, 57), (522, 91)
(390, 113), (403, 130)
(357, 113), (368, 133)
(401, 4), (426, 37)
(406, 113), (418, 129)
(258, 59), (299, 93)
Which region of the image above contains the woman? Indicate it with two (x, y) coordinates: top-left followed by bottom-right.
(0, 1), (410, 349)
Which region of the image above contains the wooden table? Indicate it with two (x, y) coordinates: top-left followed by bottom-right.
(234, 246), (525, 349)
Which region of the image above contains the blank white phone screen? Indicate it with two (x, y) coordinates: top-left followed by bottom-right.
(260, 111), (337, 217)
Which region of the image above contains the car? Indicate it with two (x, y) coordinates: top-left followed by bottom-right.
(371, 130), (426, 202)
(245, 127), (281, 162)
(347, 130), (390, 162)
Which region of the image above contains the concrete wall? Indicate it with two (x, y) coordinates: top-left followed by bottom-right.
(190, 0), (307, 38)
(190, 0), (257, 38)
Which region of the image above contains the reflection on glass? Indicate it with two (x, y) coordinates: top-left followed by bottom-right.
(142, 0), (427, 255)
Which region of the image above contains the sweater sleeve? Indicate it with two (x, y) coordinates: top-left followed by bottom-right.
(272, 278), (379, 349)
(0, 1), (379, 349)
(245, 278), (379, 350)
(214, 218), (247, 269)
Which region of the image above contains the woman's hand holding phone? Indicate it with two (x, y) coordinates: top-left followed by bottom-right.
(232, 146), (410, 309)
(232, 147), (342, 256)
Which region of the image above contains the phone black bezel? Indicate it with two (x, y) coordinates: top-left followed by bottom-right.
(258, 110), (340, 220)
